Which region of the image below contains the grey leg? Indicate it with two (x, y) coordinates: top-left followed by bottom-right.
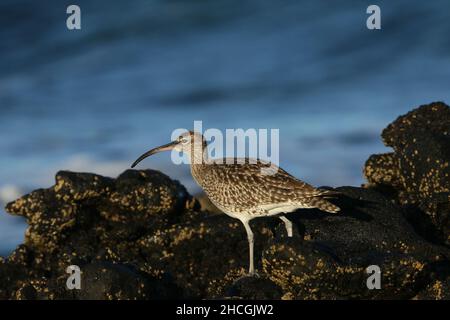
(241, 219), (255, 276)
(279, 216), (293, 237)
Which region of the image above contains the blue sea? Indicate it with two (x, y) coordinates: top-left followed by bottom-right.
(1, 0), (450, 255)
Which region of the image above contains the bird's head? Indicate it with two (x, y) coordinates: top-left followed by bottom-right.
(131, 131), (206, 168)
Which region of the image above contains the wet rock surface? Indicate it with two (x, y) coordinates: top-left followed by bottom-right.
(1, 102), (450, 300)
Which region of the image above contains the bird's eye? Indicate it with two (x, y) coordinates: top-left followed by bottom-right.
(178, 136), (189, 144)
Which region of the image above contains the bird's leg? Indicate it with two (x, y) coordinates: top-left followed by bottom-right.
(279, 216), (293, 237)
(241, 219), (255, 276)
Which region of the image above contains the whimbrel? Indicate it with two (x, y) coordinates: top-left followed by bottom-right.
(131, 131), (340, 276)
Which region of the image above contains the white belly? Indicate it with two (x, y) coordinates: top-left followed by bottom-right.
(209, 198), (309, 220)
(257, 202), (311, 216)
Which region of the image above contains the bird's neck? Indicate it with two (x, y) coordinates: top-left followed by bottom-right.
(188, 143), (209, 184)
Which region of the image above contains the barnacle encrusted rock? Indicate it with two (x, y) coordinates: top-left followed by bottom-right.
(1, 169), (195, 299)
(261, 187), (449, 299)
(364, 152), (401, 188)
(99, 169), (191, 224)
(2, 169), (449, 300)
(414, 278), (450, 300)
(364, 101), (450, 245)
(53, 171), (114, 201)
(1, 103), (450, 299)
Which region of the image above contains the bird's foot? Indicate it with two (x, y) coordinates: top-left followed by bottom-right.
(245, 269), (260, 278)
(233, 270), (260, 284)
(248, 271), (260, 278)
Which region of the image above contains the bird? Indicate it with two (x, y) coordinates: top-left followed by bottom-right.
(131, 131), (340, 276)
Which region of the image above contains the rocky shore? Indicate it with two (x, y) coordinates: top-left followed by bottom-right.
(1, 102), (449, 300)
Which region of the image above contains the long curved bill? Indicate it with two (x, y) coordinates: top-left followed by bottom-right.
(131, 140), (178, 168)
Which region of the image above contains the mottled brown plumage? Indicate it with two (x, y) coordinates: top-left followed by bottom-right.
(191, 159), (339, 217)
(132, 131), (340, 275)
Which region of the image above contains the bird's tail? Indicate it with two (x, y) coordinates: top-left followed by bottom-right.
(310, 189), (341, 213)
(315, 198), (340, 213)
(316, 189), (341, 198)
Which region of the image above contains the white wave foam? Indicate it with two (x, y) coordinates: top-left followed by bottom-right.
(0, 185), (24, 205)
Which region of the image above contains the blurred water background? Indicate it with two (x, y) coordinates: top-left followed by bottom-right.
(1, 0), (450, 255)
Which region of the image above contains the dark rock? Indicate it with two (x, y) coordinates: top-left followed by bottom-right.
(71, 261), (182, 300)
(2, 104), (450, 299)
(364, 101), (450, 245)
(136, 214), (277, 298)
(412, 258), (450, 300)
(364, 153), (401, 190)
(414, 278), (450, 300)
(224, 276), (283, 299)
(100, 170), (194, 224)
(53, 171), (114, 202)
(2, 169), (197, 299)
(262, 187), (449, 299)
(2, 169), (449, 300)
